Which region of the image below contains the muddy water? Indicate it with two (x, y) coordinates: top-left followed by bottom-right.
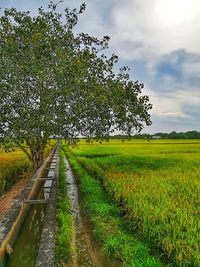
(64, 157), (122, 267)
(4, 187), (46, 267)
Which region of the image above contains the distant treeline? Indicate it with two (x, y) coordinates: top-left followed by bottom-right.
(113, 131), (200, 139)
(150, 131), (200, 139)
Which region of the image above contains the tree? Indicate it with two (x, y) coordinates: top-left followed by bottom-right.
(0, 2), (152, 169)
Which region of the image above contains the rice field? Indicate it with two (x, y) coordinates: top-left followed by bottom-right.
(0, 140), (56, 196)
(0, 150), (30, 196)
(68, 139), (200, 266)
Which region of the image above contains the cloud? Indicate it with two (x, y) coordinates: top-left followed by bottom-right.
(146, 87), (200, 116)
(109, 0), (200, 60)
(151, 50), (200, 91)
(143, 87), (200, 133)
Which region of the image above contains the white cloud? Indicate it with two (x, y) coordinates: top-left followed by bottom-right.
(144, 86), (200, 119)
(182, 62), (200, 76)
(109, 0), (200, 60)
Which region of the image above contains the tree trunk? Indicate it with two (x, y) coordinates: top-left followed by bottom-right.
(31, 149), (44, 170)
(29, 143), (46, 170)
(17, 140), (47, 170)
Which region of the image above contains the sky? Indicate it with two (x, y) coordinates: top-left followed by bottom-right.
(1, 0), (200, 134)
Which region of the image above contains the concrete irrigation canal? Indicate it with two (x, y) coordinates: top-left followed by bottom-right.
(0, 146), (120, 267)
(0, 146), (59, 267)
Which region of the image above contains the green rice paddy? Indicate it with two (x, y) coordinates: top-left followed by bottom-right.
(66, 139), (200, 266)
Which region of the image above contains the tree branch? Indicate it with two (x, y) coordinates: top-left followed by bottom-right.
(15, 141), (32, 162)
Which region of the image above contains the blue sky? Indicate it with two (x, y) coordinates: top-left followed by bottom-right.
(1, 0), (200, 133)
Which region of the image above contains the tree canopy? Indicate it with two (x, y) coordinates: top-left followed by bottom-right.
(0, 2), (152, 168)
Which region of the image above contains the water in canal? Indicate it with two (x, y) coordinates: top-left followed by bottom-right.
(4, 188), (46, 267)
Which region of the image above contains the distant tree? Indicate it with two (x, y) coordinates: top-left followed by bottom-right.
(186, 131), (200, 139)
(0, 2), (152, 169)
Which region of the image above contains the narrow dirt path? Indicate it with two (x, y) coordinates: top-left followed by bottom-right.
(64, 157), (121, 267)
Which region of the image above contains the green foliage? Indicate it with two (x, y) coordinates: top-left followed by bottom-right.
(70, 139), (200, 266)
(0, 2), (152, 168)
(55, 148), (74, 266)
(63, 145), (162, 267)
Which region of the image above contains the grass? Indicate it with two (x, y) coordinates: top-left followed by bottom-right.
(68, 139), (200, 266)
(55, 148), (74, 266)
(62, 145), (163, 267)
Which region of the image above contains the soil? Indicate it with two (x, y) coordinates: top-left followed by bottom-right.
(0, 171), (34, 218)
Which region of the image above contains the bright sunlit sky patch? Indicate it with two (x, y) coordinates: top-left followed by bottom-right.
(1, 0), (200, 133)
(155, 0), (199, 27)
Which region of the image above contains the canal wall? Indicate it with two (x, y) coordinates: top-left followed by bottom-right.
(35, 151), (59, 267)
(0, 146), (57, 264)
